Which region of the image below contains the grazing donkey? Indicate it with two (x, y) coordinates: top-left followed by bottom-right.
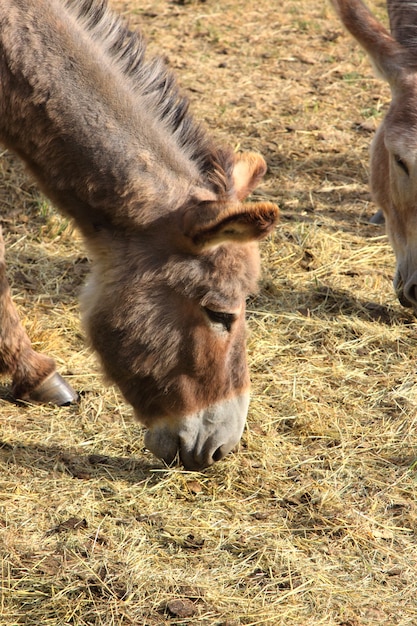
(0, 0), (279, 470)
(331, 0), (417, 312)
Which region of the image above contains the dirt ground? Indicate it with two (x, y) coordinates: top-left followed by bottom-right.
(1, 0), (417, 625)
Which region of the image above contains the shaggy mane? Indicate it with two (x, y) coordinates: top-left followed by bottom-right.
(62, 0), (234, 193)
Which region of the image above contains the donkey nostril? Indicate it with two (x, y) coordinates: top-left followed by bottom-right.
(397, 288), (413, 308)
(404, 283), (417, 309)
(212, 445), (227, 462)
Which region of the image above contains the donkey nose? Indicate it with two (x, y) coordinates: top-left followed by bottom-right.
(397, 284), (414, 308)
(394, 270), (417, 309)
(212, 445), (228, 462)
(180, 440), (238, 470)
(403, 284), (417, 309)
(143, 393), (249, 470)
(401, 272), (417, 311)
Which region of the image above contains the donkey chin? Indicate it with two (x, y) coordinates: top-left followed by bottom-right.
(142, 393), (250, 470)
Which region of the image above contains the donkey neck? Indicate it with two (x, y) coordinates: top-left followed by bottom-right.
(0, 0), (209, 234)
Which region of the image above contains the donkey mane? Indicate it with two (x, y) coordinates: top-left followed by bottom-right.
(63, 0), (233, 194)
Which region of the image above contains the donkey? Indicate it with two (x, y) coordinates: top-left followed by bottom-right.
(0, 0), (279, 470)
(331, 0), (417, 312)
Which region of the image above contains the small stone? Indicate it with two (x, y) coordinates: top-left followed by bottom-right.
(166, 598), (197, 618)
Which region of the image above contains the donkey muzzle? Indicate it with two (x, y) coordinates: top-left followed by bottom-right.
(144, 393), (249, 470)
(394, 268), (417, 312)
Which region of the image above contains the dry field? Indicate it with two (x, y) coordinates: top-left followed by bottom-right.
(1, 0), (417, 624)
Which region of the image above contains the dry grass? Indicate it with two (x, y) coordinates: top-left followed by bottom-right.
(1, 0), (417, 624)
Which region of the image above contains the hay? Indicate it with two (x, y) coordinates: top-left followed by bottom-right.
(1, 0), (417, 624)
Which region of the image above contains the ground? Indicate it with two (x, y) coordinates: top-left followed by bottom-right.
(1, 1), (417, 625)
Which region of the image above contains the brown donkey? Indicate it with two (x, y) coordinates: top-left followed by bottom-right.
(331, 0), (417, 311)
(0, 0), (279, 470)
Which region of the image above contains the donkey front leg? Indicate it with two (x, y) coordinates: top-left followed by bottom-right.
(0, 226), (78, 405)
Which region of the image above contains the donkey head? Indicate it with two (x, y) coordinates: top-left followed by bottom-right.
(332, 0), (417, 311)
(81, 152), (278, 470)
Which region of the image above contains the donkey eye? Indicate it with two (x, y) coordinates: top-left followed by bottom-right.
(394, 154), (409, 175)
(203, 307), (237, 332)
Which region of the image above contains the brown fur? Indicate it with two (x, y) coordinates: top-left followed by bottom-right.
(0, 0), (278, 446)
(331, 0), (417, 312)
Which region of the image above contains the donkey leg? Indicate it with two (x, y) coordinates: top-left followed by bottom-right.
(0, 226), (78, 405)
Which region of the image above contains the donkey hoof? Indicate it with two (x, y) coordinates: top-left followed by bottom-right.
(27, 372), (79, 406)
(369, 209), (385, 225)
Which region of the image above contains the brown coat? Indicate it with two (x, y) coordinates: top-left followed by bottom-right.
(0, 0), (278, 469)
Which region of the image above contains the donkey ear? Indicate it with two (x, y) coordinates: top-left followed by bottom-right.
(182, 201), (279, 249)
(331, 0), (403, 83)
(232, 152), (268, 201)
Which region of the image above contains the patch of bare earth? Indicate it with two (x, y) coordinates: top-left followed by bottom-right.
(1, 1), (417, 625)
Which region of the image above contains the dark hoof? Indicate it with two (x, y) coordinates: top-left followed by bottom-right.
(369, 209), (385, 225)
(27, 372), (79, 405)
